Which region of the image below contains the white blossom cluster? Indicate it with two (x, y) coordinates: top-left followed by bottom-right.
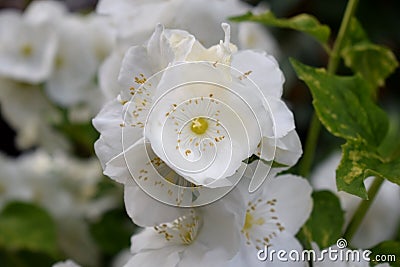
(0, 1), (396, 267)
(0, 0), (114, 150)
(91, 0), (313, 266)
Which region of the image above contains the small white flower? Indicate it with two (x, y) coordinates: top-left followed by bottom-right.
(23, 0), (113, 112)
(123, 191), (245, 267)
(0, 150), (109, 265)
(0, 9), (57, 83)
(226, 172), (312, 267)
(311, 152), (400, 248)
(43, 15), (98, 107)
(0, 150), (107, 219)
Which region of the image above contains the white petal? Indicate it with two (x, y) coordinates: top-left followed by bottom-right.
(265, 174), (313, 234)
(99, 49), (126, 100)
(124, 246), (180, 267)
(45, 17), (97, 106)
(124, 185), (185, 227)
(267, 97), (295, 139)
(24, 0), (67, 24)
(226, 232), (305, 267)
(231, 50), (284, 98)
(257, 129), (302, 167)
(129, 227), (180, 253)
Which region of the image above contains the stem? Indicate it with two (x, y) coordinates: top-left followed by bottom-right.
(299, 113), (321, 177)
(298, 0), (359, 177)
(343, 176), (384, 241)
(327, 0), (359, 74)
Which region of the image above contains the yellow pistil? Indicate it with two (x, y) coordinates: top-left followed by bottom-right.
(20, 44), (33, 57)
(190, 117), (208, 135)
(243, 212), (265, 231)
(55, 56), (64, 69)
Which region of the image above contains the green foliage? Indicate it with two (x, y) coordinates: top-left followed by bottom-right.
(370, 241), (400, 266)
(291, 59), (388, 146)
(230, 11), (330, 44)
(0, 202), (58, 257)
(54, 107), (100, 158)
(291, 59), (400, 198)
(341, 19), (398, 91)
(0, 249), (58, 267)
(297, 191), (344, 249)
(90, 208), (136, 256)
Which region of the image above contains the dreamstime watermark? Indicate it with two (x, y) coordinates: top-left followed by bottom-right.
(257, 238), (397, 264)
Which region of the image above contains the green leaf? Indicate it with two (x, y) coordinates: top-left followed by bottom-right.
(290, 59), (400, 198)
(291, 59), (388, 146)
(341, 19), (369, 48)
(369, 241), (400, 266)
(230, 11), (330, 44)
(0, 249), (58, 267)
(337, 141), (400, 199)
(0, 202), (58, 256)
(336, 142), (379, 198)
(378, 113), (400, 160)
(297, 191), (344, 249)
(341, 19), (398, 90)
(342, 43), (398, 89)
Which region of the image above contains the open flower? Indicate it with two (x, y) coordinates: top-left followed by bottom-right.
(93, 24), (301, 232)
(123, 190), (245, 267)
(121, 171), (311, 267)
(225, 172), (312, 267)
(0, 8), (57, 83)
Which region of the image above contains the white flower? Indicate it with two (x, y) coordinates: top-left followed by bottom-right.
(23, 0), (113, 113)
(0, 150), (110, 265)
(94, 24), (301, 208)
(97, 0), (278, 101)
(0, 150), (107, 219)
(123, 191), (245, 267)
(311, 152), (400, 248)
(0, 9), (57, 83)
(122, 172), (311, 267)
(52, 260), (81, 267)
(225, 172), (312, 267)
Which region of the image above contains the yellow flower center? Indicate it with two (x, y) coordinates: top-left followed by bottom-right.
(190, 117), (208, 135)
(20, 44), (33, 57)
(243, 212), (265, 231)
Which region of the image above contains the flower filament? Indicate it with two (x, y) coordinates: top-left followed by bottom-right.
(154, 210), (202, 245)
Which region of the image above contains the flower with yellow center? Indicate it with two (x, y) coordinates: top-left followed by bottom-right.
(225, 173), (313, 267)
(0, 10), (57, 83)
(94, 22), (301, 223)
(123, 192), (245, 267)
